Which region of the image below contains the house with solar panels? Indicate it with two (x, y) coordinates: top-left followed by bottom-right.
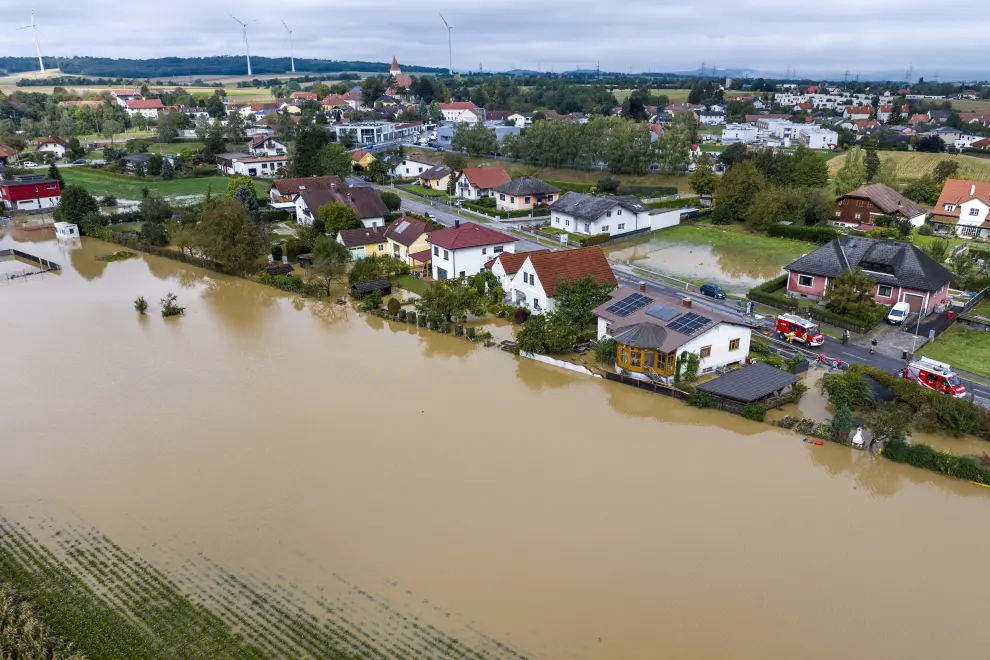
(592, 286), (753, 383)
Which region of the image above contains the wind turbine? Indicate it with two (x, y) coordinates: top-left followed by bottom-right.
(17, 11), (45, 73)
(229, 14), (257, 76)
(282, 21), (295, 74)
(439, 13), (453, 76)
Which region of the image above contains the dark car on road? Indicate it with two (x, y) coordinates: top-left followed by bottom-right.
(700, 283), (726, 300)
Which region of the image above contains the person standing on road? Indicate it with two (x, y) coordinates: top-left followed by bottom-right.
(870, 338), (878, 354)
(842, 329), (849, 345)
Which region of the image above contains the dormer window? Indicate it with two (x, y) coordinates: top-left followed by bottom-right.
(970, 208), (980, 216)
(944, 203), (955, 212)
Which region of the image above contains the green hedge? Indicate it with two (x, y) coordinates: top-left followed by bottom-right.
(577, 232), (611, 247)
(545, 180), (595, 193)
(648, 197), (699, 209)
(747, 274), (800, 311)
(743, 404), (767, 422)
(460, 203), (550, 219)
(767, 224), (839, 244)
(617, 184), (678, 197)
(803, 306), (879, 334)
(883, 439), (990, 485)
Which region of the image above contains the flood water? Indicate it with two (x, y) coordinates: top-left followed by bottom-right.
(604, 229), (806, 292)
(3, 233), (990, 659)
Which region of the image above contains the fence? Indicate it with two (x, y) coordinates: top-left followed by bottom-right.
(0, 248), (61, 271)
(604, 372), (687, 400)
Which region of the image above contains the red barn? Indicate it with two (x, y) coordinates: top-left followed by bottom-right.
(0, 176), (62, 211)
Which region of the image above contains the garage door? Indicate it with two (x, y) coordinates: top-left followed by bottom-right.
(903, 293), (925, 312)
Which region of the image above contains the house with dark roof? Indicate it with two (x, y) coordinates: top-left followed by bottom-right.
(384, 217), (431, 268)
(784, 235), (954, 314)
(336, 225), (388, 260)
(506, 247), (617, 314)
(833, 183), (927, 230)
(296, 186), (389, 229)
(592, 286), (753, 384)
(697, 362), (801, 405)
(456, 166), (511, 200)
(494, 178), (559, 212)
(268, 176), (346, 209)
(549, 191), (651, 238)
(426, 220), (517, 281)
(417, 165), (453, 191)
(929, 179), (990, 239)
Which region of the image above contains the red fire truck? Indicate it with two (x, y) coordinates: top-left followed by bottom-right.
(774, 314), (825, 346)
(901, 357), (968, 398)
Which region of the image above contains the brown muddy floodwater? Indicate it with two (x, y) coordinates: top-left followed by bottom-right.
(2, 234), (990, 659)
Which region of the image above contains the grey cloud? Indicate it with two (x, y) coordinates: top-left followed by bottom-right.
(8, 0), (990, 79)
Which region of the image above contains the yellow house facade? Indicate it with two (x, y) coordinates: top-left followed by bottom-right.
(352, 149), (376, 169)
(336, 226), (388, 260)
(418, 166), (453, 191)
(384, 217), (431, 266)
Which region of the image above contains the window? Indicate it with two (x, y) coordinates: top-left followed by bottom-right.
(857, 200), (864, 207)
(700, 346), (712, 359)
(494, 246), (504, 253)
(533, 298), (540, 309)
(443, 250), (449, 260)
(584, 223), (591, 232)
(617, 209), (622, 215)
(511, 197), (516, 203)
(944, 203), (956, 212)
(644, 352), (655, 368)
(433, 246), (439, 256)
(482, 248), (487, 255)
(961, 225), (979, 237)
(834, 211), (842, 217)
(602, 226), (609, 232)
(854, 213), (861, 219)
(867, 202), (873, 208)
(378, 244), (384, 252)
(877, 284), (893, 297)
(547, 195), (554, 202)
(970, 208), (980, 216)
(524, 196), (531, 204)
(499, 194), (505, 201)
(618, 223), (625, 230)
(620, 347), (628, 363)
(606, 210), (612, 217)
(565, 220), (570, 227)
(729, 338), (741, 351)
(798, 275), (814, 287)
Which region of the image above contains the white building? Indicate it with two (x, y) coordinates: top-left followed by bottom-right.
(698, 110), (726, 126)
(722, 124), (759, 144)
(439, 102), (483, 123)
(549, 192), (651, 238)
(35, 137), (67, 159)
(54, 222), (79, 239)
(246, 135), (288, 157)
(328, 122), (396, 145)
(124, 99), (167, 119)
(954, 135), (984, 149)
(456, 166), (511, 200)
(502, 247), (617, 314)
(426, 220), (517, 281)
(215, 152), (287, 178)
(508, 112), (534, 128)
(381, 155), (434, 179)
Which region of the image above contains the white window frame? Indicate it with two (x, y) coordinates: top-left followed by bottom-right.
(877, 284), (893, 297)
(797, 275), (815, 288)
(969, 207), (980, 216)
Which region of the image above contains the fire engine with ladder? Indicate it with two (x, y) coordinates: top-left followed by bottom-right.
(900, 357), (968, 398)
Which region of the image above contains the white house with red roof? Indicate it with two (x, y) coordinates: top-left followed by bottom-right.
(124, 99), (168, 119)
(505, 247), (617, 314)
(426, 220), (517, 281)
(35, 136), (67, 159)
(456, 166), (510, 200)
(929, 179), (990, 239)
(439, 102), (483, 123)
(842, 106), (873, 121)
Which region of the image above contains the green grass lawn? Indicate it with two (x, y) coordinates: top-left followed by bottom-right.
(403, 184), (448, 198)
(393, 274), (429, 295)
(659, 224), (816, 262)
(61, 168), (271, 201)
(910, 233), (966, 251)
(918, 324), (990, 378)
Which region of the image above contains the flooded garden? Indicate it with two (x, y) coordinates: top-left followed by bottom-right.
(2, 231), (990, 659)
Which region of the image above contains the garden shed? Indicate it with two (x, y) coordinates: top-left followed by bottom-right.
(697, 362), (801, 410)
(349, 279), (392, 297)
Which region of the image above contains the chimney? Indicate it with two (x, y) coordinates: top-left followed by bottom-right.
(971, 184), (977, 196)
(347, 192), (352, 202)
(682, 297), (692, 308)
(639, 281), (647, 293)
(454, 219), (460, 228)
(331, 182), (336, 190)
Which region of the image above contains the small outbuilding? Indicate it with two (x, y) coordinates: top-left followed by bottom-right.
(349, 278), (392, 297)
(53, 222), (79, 239)
(265, 263), (293, 276)
(697, 362), (801, 405)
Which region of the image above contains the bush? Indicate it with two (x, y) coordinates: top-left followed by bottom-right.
(916, 223), (934, 236)
(578, 232), (610, 247)
(512, 307), (530, 323)
(387, 297), (402, 316)
(133, 296), (148, 314)
(766, 224), (840, 244)
(821, 370), (874, 410)
(685, 390), (715, 408)
(884, 440), (990, 485)
(743, 405), (767, 422)
(790, 381), (808, 402)
(378, 190), (401, 212)
(284, 238), (305, 261)
(397, 309), (407, 321)
(804, 305), (880, 333)
(710, 205), (734, 225)
(100, 195), (118, 207)
(271, 245), (283, 260)
(358, 290), (383, 311)
(406, 311), (417, 324)
(255, 272), (321, 296)
(595, 338), (617, 365)
(746, 274), (800, 311)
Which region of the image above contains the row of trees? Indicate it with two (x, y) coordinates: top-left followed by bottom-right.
(516, 277), (617, 354)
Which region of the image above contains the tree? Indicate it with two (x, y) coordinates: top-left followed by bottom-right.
(226, 175), (256, 198)
(823, 268), (880, 320)
(194, 197), (270, 273)
(934, 159), (960, 183)
(140, 221), (169, 246)
(308, 235), (351, 295)
(718, 142), (748, 168)
(205, 94), (226, 119)
(802, 187), (835, 226)
(317, 201), (361, 234)
(916, 135), (945, 153)
(360, 76), (386, 106)
(66, 137), (85, 160)
(47, 163), (64, 185)
(101, 118), (124, 144)
(225, 111), (247, 143)
(821, 370), (874, 410)
(286, 116), (330, 177)
(903, 175), (943, 205)
(791, 146), (829, 188)
(865, 149), (881, 182)
(551, 275), (617, 331)
(157, 110), (181, 143)
(313, 83), (331, 99)
(689, 153), (718, 195)
(348, 254), (409, 284)
(442, 151), (466, 173)
(715, 161), (762, 221)
(657, 114), (693, 174)
(924, 237), (950, 263)
(451, 122), (498, 156)
(889, 103), (904, 125)
(833, 147), (867, 195)
(139, 194), (172, 223)
(515, 312), (577, 355)
(161, 158), (174, 180)
(196, 120), (227, 162)
(320, 143), (352, 178)
(875, 158), (899, 189)
(831, 406), (853, 442)
(378, 190), (401, 212)
(233, 185), (261, 220)
(147, 153), (163, 176)
(865, 403), (911, 444)
(746, 184), (804, 231)
(415, 280), (484, 325)
(54, 185), (99, 225)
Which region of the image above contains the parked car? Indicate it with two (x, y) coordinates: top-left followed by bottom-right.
(22, 161), (38, 168)
(699, 283), (726, 300)
(71, 159), (87, 165)
(886, 301), (910, 325)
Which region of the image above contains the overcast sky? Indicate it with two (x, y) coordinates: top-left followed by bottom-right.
(8, 0), (989, 79)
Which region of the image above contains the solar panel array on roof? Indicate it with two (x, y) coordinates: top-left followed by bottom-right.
(666, 312), (713, 335)
(394, 220), (410, 233)
(646, 305), (681, 322)
(605, 292), (653, 317)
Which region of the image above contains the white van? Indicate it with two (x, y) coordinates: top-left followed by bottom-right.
(887, 301), (911, 325)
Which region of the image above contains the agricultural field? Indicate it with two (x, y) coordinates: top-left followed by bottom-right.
(949, 99), (990, 114)
(61, 168), (261, 201)
(611, 88), (692, 103)
(828, 151), (990, 182)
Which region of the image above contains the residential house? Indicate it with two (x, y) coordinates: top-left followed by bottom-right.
(908, 113), (930, 126)
(722, 124), (758, 144)
(493, 178), (559, 212)
(928, 110), (952, 123)
(959, 113), (990, 126)
(485, 110), (512, 123)
(969, 138), (990, 150)
(268, 176), (346, 210)
(698, 110), (726, 126)
(321, 94), (361, 111)
(291, 92), (318, 102)
(593, 286), (752, 383)
(506, 247), (616, 314)
(508, 112), (534, 128)
(456, 166), (511, 200)
(877, 104), (909, 123)
(930, 126), (962, 143)
(247, 135), (288, 157)
(35, 136), (67, 159)
(954, 135), (984, 149)
(0, 144), (18, 165)
(382, 155), (433, 179)
(0, 175), (61, 211)
(744, 114), (791, 123)
(855, 119), (881, 133)
(417, 165), (453, 191)
(121, 153), (154, 173)
(215, 152), (287, 178)
(439, 102), (483, 123)
(485, 250), (548, 287)
(549, 192), (651, 238)
(426, 220), (517, 281)
(843, 106), (873, 121)
(928, 179), (990, 239)
(124, 99), (167, 119)
(111, 89), (142, 106)
(383, 216), (431, 268)
(296, 186), (389, 228)
(784, 235), (953, 314)
(393, 122), (424, 139)
(832, 183), (927, 229)
(351, 149), (376, 169)
(336, 226), (389, 260)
